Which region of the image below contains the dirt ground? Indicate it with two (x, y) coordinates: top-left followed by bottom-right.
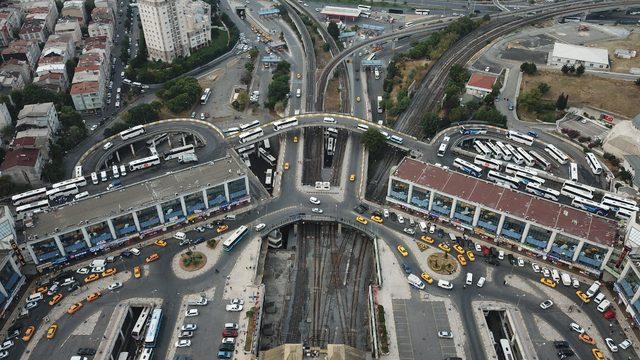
(389, 59), (430, 102)
(312, 33), (332, 69)
(591, 31), (640, 72)
(521, 71), (640, 118)
(324, 76), (342, 112)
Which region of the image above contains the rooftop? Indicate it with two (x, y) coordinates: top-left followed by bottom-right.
(393, 157), (619, 247)
(70, 80), (99, 94)
(466, 73), (498, 91)
(551, 42), (609, 65)
(625, 155), (640, 188)
(320, 6), (361, 17)
(0, 148), (40, 170)
(18, 102), (55, 119)
(22, 156), (246, 241)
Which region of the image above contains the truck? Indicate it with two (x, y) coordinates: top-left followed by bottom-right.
(561, 272), (572, 286)
(178, 153), (198, 164)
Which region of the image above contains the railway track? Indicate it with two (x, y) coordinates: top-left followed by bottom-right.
(302, 127), (324, 185)
(347, 234), (369, 347)
(329, 130), (348, 185)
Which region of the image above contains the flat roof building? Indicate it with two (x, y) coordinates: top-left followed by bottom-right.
(18, 156), (251, 270)
(465, 72), (498, 98)
(548, 42), (609, 69)
(387, 157), (622, 275)
(320, 6), (361, 21)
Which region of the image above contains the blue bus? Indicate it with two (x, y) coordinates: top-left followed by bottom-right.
(453, 158), (483, 178)
(223, 225), (249, 252)
(460, 126), (487, 135)
(144, 309), (163, 348)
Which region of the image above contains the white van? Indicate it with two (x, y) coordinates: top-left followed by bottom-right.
(448, 233), (456, 242)
(597, 299), (610, 312)
(429, 224), (435, 234)
(561, 272), (572, 286)
(173, 232), (187, 241)
(296, 88), (301, 98)
(465, 273), (473, 285)
(477, 277), (486, 287)
(90, 259), (106, 268)
(323, 117), (336, 124)
(120, 164), (127, 177)
(586, 281), (601, 298)
(112, 165), (119, 178)
(91, 172), (99, 185)
(27, 293), (43, 302)
(593, 292), (606, 304)
(224, 214), (237, 220)
(419, 221), (428, 233)
(407, 274), (425, 290)
(551, 269), (560, 282)
(100, 170), (108, 182)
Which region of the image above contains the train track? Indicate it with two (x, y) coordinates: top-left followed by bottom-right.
(347, 233), (369, 347)
(329, 130), (348, 185)
(302, 127), (324, 185)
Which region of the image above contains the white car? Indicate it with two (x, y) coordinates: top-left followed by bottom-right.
(90, 124), (98, 131)
(403, 228), (416, 235)
(188, 297), (208, 306)
(0, 341), (13, 351)
(130, 248), (141, 256)
(619, 339), (632, 349)
(25, 301), (38, 310)
(175, 339), (191, 348)
(498, 250), (504, 260)
(47, 284), (59, 296)
(61, 278), (75, 286)
(185, 309), (199, 317)
(222, 337), (236, 344)
(309, 197), (320, 205)
(397, 215), (405, 224)
(254, 223), (266, 231)
(231, 298), (244, 305)
(195, 226), (205, 233)
(226, 304), (243, 312)
(311, 208), (323, 214)
(605, 338), (618, 352)
(540, 300), (554, 309)
(437, 280), (453, 290)
(76, 267), (90, 274)
(437, 331), (453, 339)
(181, 324), (197, 331)
(103, 142), (113, 150)
(0, 350), (7, 359)
(383, 209), (389, 218)
(517, 257), (524, 267)
(92, 266), (105, 273)
(474, 243), (482, 252)
(179, 331), (194, 338)
(569, 322), (584, 334)
(108, 282), (123, 290)
(531, 263), (540, 273)
(542, 268), (550, 277)
(476, 277), (486, 288)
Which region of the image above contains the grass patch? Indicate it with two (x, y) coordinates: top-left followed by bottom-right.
(376, 304), (389, 354)
(324, 75), (342, 112)
(179, 251), (207, 271)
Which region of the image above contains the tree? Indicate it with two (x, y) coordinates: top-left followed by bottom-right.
(421, 112), (439, 138)
(120, 36), (130, 62)
(65, 59), (77, 81)
(520, 62), (537, 75)
(361, 128), (386, 156)
(635, 78), (640, 86)
(157, 77), (201, 113)
(537, 82), (550, 94)
(556, 92), (568, 110)
(327, 22), (340, 42)
(568, 65), (576, 74)
(448, 64), (470, 87)
(561, 64), (570, 74)
(125, 103), (160, 125)
(576, 64), (585, 76)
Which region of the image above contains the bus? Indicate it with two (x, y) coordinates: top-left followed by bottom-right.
(223, 225), (249, 251)
(132, 307), (152, 340)
(473, 155), (502, 170)
(545, 144), (568, 165)
(138, 348), (153, 360)
(239, 128), (264, 144)
(240, 120), (261, 131)
(357, 4), (371, 11)
(389, 135), (404, 145)
(505, 143), (523, 165)
(262, 138), (271, 149)
(237, 144), (255, 156)
(495, 142), (512, 161)
(615, 208), (636, 221)
(224, 127), (240, 136)
(15, 200), (49, 214)
(200, 88), (211, 104)
(561, 181), (593, 200)
(74, 165), (83, 178)
(415, 8), (430, 15)
(460, 127), (487, 135)
(585, 153), (603, 175)
(602, 194), (637, 210)
(487, 170), (520, 189)
(273, 118), (298, 131)
(265, 169), (273, 186)
(525, 182), (560, 201)
(517, 147), (535, 167)
(507, 130), (534, 146)
(146, 133), (168, 146)
(74, 191), (89, 201)
(356, 123), (369, 132)
(602, 197), (639, 214)
(505, 163), (537, 177)
(485, 142), (502, 160)
(47, 184), (79, 201)
(499, 339), (515, 360)
(572, 197), (610, 216)
(327, 137), (335, 155)
(326, 127), (338, 137)
(437, 142), (448, 157)
(377, 96), (383, 114)
(569, 162), (579, 182)
(514, 171), (545, 185)
(473, 140), (491, 157)
(453, 158), (483, 177)
(258, 147), (276, 166)
(164, 144), (195, 161)
(129, 155), (161, 172)
(120, 125), (146, 141)
(529, 150), (551, 170)
(12, 188), (48, 206)
(144, 308), (163, 348)
(52, 176), (87, 189)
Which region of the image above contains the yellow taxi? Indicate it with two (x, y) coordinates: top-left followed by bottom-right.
(466, 251), (475, 262)
(22, 326), (35, 342)
(576, 290), (591, 304)
(35, 286), (48, 294)
(457, 254), (467, 266)
(592, 348), (604, 360)
(371, 215), (383, 223)
(420, 272), (433, 284)
(540, 277), (557, 288)
(154, 239), (167, 247)
(67, 302), (83, 314)
(101, 268), (117, 278)
(397, 245), (409, 257)
(134, 266), (141, 279)
(296, 73), (302, 79)
(145, 253), (159, 263)
(87, 292), (101, 302)
(355, 96), (361, 102)
(438, 243), (451, 252)
(216, 224), (229, 233)
(293, 136), (298, 143)
(419, 235), (434, 244)
(84, 274), (99, 283)
(349, 174), (356, 182)
(453, 244), (465, 254)
(48, 293), (63, 306)
(356, 216), (368, 225)
(46, 324), (58, 339)
(579, 333), (596, 345)
(284, 162), (289, 170)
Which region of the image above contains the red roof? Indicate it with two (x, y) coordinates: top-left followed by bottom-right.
(12, 137), (36, 147)
(70, 81), (99, 94)
(0, 148), (40, 170)
(392, 158), (618, 247)
(466, 73), (498, 91)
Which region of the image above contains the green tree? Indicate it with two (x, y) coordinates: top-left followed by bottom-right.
(361, 128), (386, 156)
(576, 64), (585, 76)
(520, 62), (537, 75)
(561, 64), (570, 74)
(157, 77), (201, 113)
(537, 82), (550, 94)
(448, 64), (470, 87)
(125, 103), (160, 125)
(556, 92), (567, 110)
(65, 59), (77, 82)
(0, 176), (31, 197)
(421, 112), (439, 138)
(327, 22), (340, 42)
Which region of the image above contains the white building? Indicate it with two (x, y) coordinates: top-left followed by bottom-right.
(0, 103), (11, 130)
(548, 42), (609, 69)
(138, 0), (212, 63)
(16, 102), (59, 133)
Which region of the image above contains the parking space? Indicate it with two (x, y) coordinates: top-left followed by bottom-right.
(560, 116), (609, 140)
(392, 300), (414, 360)
(431, 302), (457, 358)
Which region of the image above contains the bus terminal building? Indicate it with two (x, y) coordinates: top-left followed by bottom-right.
(386, 157), (622, 275)
(18, 156), (250, 269)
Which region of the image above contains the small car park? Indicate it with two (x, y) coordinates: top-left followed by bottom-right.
(176, 339), (191, 347)
(576, 290), (590, 304)
(181, 324), (197, 331)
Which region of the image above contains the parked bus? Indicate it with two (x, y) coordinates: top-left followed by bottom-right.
(545, 144), (568, 165)
(529, 150), (551, 170)
(517, 147), (535, 167)
(505, 163), (537, 177)
(585, 153), (603, 175)
(487, 170), (520, 189)
(120, 125), (146, 141)
(258, 147), (276, 166)
(164, 144), (195, 161)
(460, 127), (487, 135)
(601, 197), (639, 213)
(377, 96), (383, 113)
(569, 162), (579, 182)
(495, 142), (512, 161)
(224, 127), (240, 136)
(615, 208), (636, 221)
(262, 138), (271, 149)
(473, 155), (502, 170)
(132, 307), (152, 340)
(223, 225), (249, 251)
(11, 188), (48, 206)
(357, 4), (371, 11)
(602, 194), (637, 210)
(74, 191), (89, 201)
(129, 155), (161, 172)
(505, 143), (523, 165)
(15, 200), (49, 214)
(572, 197), (610, 216)
(52, 176), (87, 189)
(507, 130), (534, 146)
(437, 142), (448, 157)
(514, 171), (545, 186)
(144, 308), (163, 348)
(485, 141), (502, 160)
(414, 8), (430, 15)
(525, 182), (560, 201)
(473, 140), (491, 157)
(237, 144), (255, 156)
(146, 133), (168, 146)
(74, 165), (83, 178)
(561, 181), (593, 200)
(265, 169), (273, 186)
(47, 184), (79, 201)
(137, 348), (153, 360)
(389, 135), (404, 145)
(238, 128), (264, 143)
(200, 88), (211, 105)
(240, 120), (261, 131)
(273, 118), (298, 131)
(453, 158), (483, 177)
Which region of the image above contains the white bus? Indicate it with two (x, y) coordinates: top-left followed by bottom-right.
(238, 128), (264, 144)
(545, 144), (568, 165)
(529, 150), (551, 170)
(273, 118), (298, 131)
(357, 4), (371, 11)
(74, 165), (83, 178)
(224, 127), (240, 136)
(487, 170), (520, 189)
(11, 187), (48, 206)
(585, 153), (603, 175)
(517, 147), (535, 167)
(74, 191), (89, 200)
(500, 339), (515, 360)
(505, 143), (523, 165)
(144, 308), (163, 348)
(137, 348), (153, 360)
(389, 135), (404, 145)
(47, 184), (79, 201)
(200, 88), (211, 104)
(437, 142), (448, 157)
(507, 130), (534, 146)
(495, 142), (512, 161)
(120, 125), (146, 141)
(602, 194), (637, 210)
(453, 158), (482, 177)
(52, 176), (87, 189)
(515, 171), (545, 185)
(237, 144), (255, 156)
(15, 200), (49, 214)
(615, 208), (636, 221)
(356, 123), (369, 132)
(240, 120), (261, 131)
(601, 196), (639, 213)
(473, 155), (502, 170)
(485, 141), (502, 159)
(572, 197), (610, 216)
(258, 147), (276, 166)
(129, 155), (161, 171)
(561, 182), (593, 200)
(525, 182), (560, 201)
(473, 140), (491, 157)
(265, 168), (273, 186)
(377, 96), (383, 114)
(132, 307), (152, 340)
(569, 162), (579, 182)
(164, 144), (195, 161)
(505, 163), (537, 176)
(415, 8), (430, 15)
(262, 138), (271, 149)
(223, 225), (249, 251)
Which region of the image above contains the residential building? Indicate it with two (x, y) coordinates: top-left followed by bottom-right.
(548, 42), (610, 69)
(465, 72), (498, 98)
(61, 0), (87, 26)
(138, 0), (212, 63)
(0, 59), (32, 86)
(0, 102), (11, 129)
(36, 34), (75, 90)
(0, 148), (45, 185)
(14, 128), (51, 149)
(88, 7), (114, 40)
(16, 102), (59, 133)
(0, 7), (23, 47)
(23, 1), (58, 31)
(70, 50), (107, 111)
(55, 17), (82, 44)
(83, 36), (111, 64)
(18, 18), (46, 43)
(71, 81), (103, 111)
(33, 72), (68, 93)
(1, 38), (41, 70)
(0, 70), (27, 92)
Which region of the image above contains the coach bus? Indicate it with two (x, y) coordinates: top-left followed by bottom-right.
(437, 142), (448, 157)
(473, 155), (502, 170)
(238, 128), (264, 144)
(487, 171), (520, 190)
(15, 200), (49, 214)
(516, 147), (535, 167)
(47, 184), (79, 201)
(500, 339), (515, 360)
(529, 150), (551, 170)
(120, 125), (146, 141)
(585, 153), (603, 175)
(12, 188), (48, 206)
(473, 140), (491, 157)
(525, 182), (560, 201)
(572, 197), (610, 216)
(569, 162), (579, 182)
(507, 130), (534, 146)
(200, 88), (211, 104)
(415, 8), (430, 15)
(132, 307), (152, 340)
(164, 144), (195, 161)
(52, 176), (87, 189)
(485, 142), (502, 160)
(514, 171), (545, 186)
(74, 165), (83, 178)
(273, 118), (298, 131)
(601, 196), (639, 214)
(223, 225), (249, 252)
(240, 120), (261, 131)
(137, 348), (153, 360)
(505, 143), (523, 165)
(561, 181), (593, 200)
(602, 194), (637, 210)
(460, 127), (487, 135)
(129, 155), (161, 172)
(545, 144), (568, 165)
(144, 308), (163, 348)
(453, 158), (482, 177)
(495, 142), (512, 161)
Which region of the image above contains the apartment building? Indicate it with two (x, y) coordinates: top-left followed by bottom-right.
(88, 7), (114, 40)
(1, 38), (42, 70)
(0, 7), (23, 47)
(71, 49), (107, 111)
(55, 17), (82, 44)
